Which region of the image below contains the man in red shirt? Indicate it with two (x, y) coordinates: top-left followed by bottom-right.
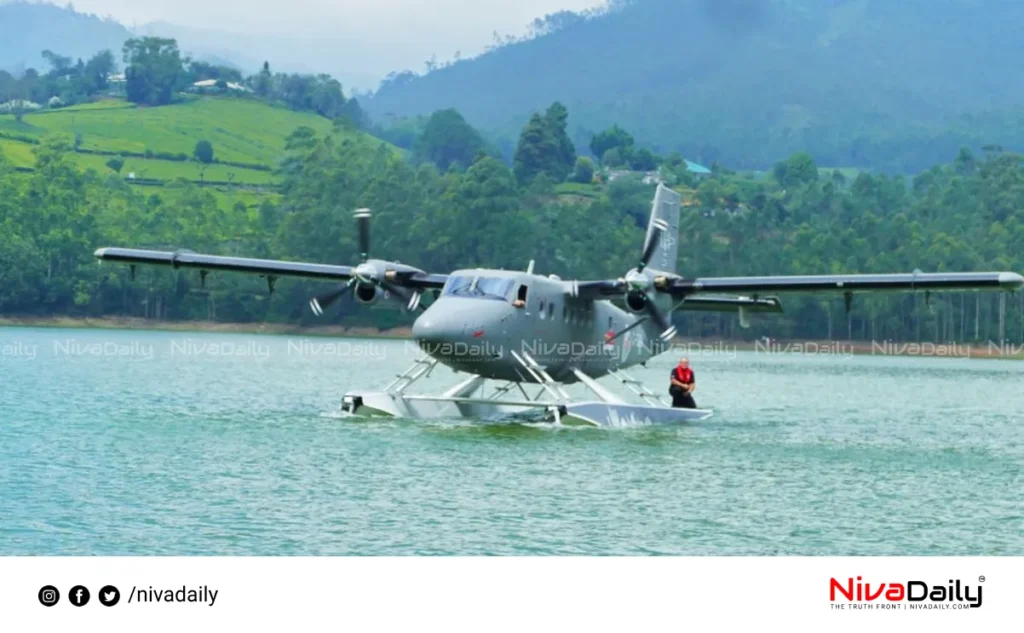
(669, 357), (697, 409)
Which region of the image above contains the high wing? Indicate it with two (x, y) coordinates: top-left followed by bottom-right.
(571, 271), (1024, 300)
(570, 271), (1021, 339)
(94, 247), (356, 281)
(93, 210), (452, 309)
(93, 247), (448, 289)
(661, 271), (1024, 296)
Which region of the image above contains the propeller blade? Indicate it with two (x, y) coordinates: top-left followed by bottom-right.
(638, 218), (667, 272)
(310, 281), (352, 316)
(355, 208), (371, 262)
(604, 317), (648, 343)
(379, 280), (427, 312)
(408, 291), (423, 312)
(644, 294), (677, 342)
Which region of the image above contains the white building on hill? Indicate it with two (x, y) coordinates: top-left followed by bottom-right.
(189, 79), (252, 93)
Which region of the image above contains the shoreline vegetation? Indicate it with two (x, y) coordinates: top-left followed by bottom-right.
(0, 316), (413, 339)
(2, 316), (1020, 360)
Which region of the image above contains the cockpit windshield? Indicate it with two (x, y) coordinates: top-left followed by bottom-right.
(443, 275), (515, 301)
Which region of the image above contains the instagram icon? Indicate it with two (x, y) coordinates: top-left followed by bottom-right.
(38, 585), (60, 607)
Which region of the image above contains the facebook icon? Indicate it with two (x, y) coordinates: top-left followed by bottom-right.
(69, 585), (90, 607)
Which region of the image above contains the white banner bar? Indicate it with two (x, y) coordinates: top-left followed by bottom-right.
(2, 557), (1019, 632)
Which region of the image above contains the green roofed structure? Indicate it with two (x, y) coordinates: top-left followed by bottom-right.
(685, 160), (712, 175)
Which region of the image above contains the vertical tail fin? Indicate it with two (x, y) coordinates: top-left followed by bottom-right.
(643, 183), (681, 274)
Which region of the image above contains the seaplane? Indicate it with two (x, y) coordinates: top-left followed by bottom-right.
(93, 184), (1024, 427)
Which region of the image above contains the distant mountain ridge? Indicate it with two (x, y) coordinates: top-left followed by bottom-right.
(0, 2), (251, 75)
(364, 0), (1024, 172)
(130, 21), (382, 92)
(0, 1), (132, 71)
(0, 2), (404, 93)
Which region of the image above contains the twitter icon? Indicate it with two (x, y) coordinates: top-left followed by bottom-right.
(99, 585), (120, 607)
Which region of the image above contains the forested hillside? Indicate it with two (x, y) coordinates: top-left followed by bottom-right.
(2, 124), (1022, 343)
(366, 0), (1024, 173)
(0, 2), (1021, 345)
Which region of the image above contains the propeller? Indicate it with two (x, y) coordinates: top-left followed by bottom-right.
(644, 299), (676, 342)
(637, 218), (668, 273)
(611, 295), (677, 344)
(621, 217), (677, 342)
(380, 279), (424, 312)
(310, 279), (354, 316)
(355, 208), (371, 262)
(307, 209), (427, 317)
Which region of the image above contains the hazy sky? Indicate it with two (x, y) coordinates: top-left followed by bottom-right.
(60, 0), (606, 88)
(69, 0), (603, 40)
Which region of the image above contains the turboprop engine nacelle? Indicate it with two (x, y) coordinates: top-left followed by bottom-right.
(623, 267), (662, 314)
(355, 284), (379, 304)
(625, 291), (649, 313)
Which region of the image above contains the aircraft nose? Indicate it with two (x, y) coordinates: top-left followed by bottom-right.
(412, 299), (509, 347)
(411, 315), (461, 343)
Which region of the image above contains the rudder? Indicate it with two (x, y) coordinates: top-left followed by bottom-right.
(643, 183), (681, 274)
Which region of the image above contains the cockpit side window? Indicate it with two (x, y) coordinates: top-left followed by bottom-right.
(517, 284), (528, 302)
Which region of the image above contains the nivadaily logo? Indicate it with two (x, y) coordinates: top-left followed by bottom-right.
(830, 576), (984, 610)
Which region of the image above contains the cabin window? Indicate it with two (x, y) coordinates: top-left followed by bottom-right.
(608, 316), (613, 330)
(563, 305), (568, 322)
(539, 299), (546, 318)
(548, 303), (555, 319)
(514, 284), (528, 308)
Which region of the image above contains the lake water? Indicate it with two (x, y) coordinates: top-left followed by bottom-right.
(1, 327), (1021, 555)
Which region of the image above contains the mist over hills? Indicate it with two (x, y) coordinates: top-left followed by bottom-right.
(0, 2), (380, 91)
(129, 21), (383, 92)
(0, 1), (132, 71)
(365, 0), (1024, 172)
(5, 0), (1024, 173)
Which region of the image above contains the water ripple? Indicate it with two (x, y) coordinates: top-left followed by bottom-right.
(0, 327), (1021, 555)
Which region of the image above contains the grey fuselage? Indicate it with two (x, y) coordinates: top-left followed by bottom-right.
(411, 268), (673, 384)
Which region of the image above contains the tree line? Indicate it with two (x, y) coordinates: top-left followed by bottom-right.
(0, 48), (116, 116)
(0, 38), (369, 128)
(401, 102), (703, 191)
(0, 106), (1022, 343)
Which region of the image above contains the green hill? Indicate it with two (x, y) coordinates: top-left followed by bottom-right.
(365, 0), (1024, 173)
(0, 95), (392, 187)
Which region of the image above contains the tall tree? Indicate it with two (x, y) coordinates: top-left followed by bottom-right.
(545, 101), (576, 174)
(122, 37), (184, 106)
(254, 61), (272, 97)
(82, 49), (115, 93)
(413, 108), (487, 171)
(590, 124), (634, 162)
(512, 102), (576, 184)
